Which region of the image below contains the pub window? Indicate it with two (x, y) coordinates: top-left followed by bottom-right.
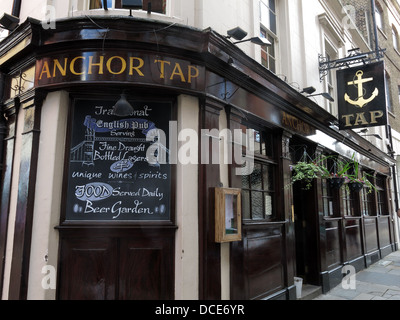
(241, 125), (276, 221)
(321, 156), (335, 216)
(361, 172), (375, 216)
(342, 187), (356, 216)
(89, 0), (167, 14)
(260, 0), (278, 73)
(376, 176), (388, 216)
(322, 177), (334, 216)
(242, 162), (275, 220)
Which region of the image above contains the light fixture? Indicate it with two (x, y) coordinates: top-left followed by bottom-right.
(301, 86), (316, 94)
(0, 13), (19, 31)
(122, 0), (143, 16)
(226, 27), (248, 41)
(308, 92), (334, 102)
(234, 36), (271, 46)
(113, 93), (134, 116)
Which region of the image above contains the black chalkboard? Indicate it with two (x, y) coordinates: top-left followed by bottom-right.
(65, 98), (172, 221)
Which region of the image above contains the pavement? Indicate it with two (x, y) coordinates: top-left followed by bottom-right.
(313, 250), (400, 300)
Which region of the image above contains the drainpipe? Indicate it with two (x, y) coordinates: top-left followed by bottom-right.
(370, 0), (380, 57)
(12, 0), (22, 17)
(0, 74), (5, 175)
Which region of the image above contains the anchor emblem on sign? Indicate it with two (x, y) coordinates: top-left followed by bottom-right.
(344, 70), (379, 108)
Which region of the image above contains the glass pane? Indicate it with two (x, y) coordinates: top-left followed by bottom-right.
(269, 57), (276, 73)
(265, 193), (273, 217)
(260, 2), (271, 28)
(90, 0), (102, 9)
(263, 165), (274, 191)
(254, 130), (261, 154)
(251, 191), (263, 219)
(250, 164), (263, 190)
(242, 173), (250, 189)
(242, 191), (251, 219)
(270, 11), (277, 35)
(269, 0), (276, 12)
(268, 35), (275, 56)
(225, 194), (238, 235)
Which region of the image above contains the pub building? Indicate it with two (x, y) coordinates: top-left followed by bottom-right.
(0, 15), (397, 300)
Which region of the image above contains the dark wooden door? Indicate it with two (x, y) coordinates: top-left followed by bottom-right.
(293, 185), (320, 285)
(57, 229), (175, 300)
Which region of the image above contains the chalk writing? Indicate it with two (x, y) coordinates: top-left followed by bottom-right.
(65, 99), (172, 221)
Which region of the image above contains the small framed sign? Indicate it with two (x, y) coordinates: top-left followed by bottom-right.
(215, 188), (242, 243)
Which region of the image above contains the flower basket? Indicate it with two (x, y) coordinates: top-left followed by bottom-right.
(348, 181), (364, 192)
(289, 161), (327, 190)
(327, 177), (345, 189)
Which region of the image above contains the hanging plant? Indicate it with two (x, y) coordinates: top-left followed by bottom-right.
(289, 161), (327, 190)
(341, 155), (376, 193)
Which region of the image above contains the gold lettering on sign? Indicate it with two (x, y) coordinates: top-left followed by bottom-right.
(341, 111), (385, 128)
(70, 56), (85, 75)
(37, 54), (201, 86)
(129, 57), (145, 76)
(154, 59), (171, 79)
(282, 112), (313, 135)
(88, 55), (104, 75)
(53, 58), (68, 77)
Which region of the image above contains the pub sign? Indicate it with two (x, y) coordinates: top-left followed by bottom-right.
(337, 61), (387, 130)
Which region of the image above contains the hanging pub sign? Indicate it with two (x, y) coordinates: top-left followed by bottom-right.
(64, 98), (172, 222)
(337, 61), (387, 130)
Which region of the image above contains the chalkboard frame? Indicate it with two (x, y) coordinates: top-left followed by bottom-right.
(59, 94), (177, 226)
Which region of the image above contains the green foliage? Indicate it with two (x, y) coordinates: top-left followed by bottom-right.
(290, 161), (326, 190)
(289, 153), (376, 193)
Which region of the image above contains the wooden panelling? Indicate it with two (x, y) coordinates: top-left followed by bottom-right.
(344, 218), (363, 261)
(378, 216), (391, 248)
(364, 218), (378, 253)
(324, 220), (341, 269)
(58, 237), (117, 300)
(57, 229), (175, 300)
(244, 224), (285, 300)
(119, 236), (174, 300)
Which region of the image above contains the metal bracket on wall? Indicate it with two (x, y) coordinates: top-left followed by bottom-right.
(318, 48), (386, 82)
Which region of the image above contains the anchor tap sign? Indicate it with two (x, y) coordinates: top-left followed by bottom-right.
(337, 61), (387, 130)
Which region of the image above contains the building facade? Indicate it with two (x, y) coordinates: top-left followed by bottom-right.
(0, 0), (398, 300)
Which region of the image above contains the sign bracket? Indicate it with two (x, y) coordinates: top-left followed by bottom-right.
(319, 48), (386, 82)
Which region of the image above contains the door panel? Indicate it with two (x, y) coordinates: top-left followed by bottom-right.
(58, 237), (117, 300)
(57, 230), (175, 300)
(119, 237), (174, 300)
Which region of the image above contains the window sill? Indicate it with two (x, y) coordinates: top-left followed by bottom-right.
(378, 27), (388, 40)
